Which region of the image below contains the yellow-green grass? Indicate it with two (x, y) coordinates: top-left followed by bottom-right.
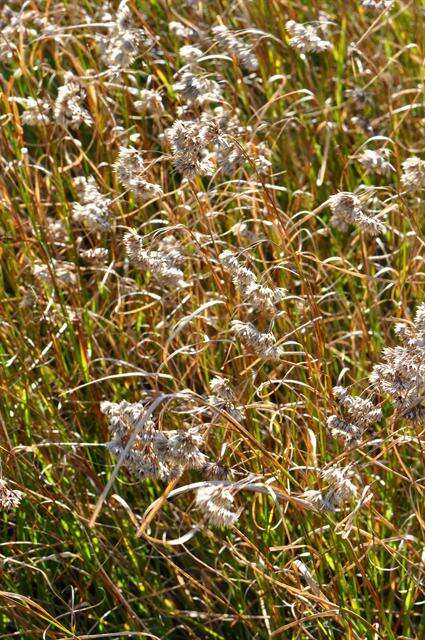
(0, 0), (424, 638)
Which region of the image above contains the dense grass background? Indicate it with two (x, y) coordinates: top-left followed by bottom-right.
(0, 0), (424, 638)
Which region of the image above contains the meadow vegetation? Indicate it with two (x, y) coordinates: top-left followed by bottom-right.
(0, 0), (424, 638)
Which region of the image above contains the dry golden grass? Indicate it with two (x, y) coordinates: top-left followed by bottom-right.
(0, 0), (424, 638)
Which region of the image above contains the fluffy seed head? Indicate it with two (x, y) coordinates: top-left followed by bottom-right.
(220, 250), (286, 315)
(72, 176), (112, 232)
(361, 0), (394, 9)
(174, 71), (222, 105)
(0, 479), (23, 512)
(401, 157), (425, 191)
(212, 25), (258, 71)
(179, 44), (203, 63)
(100, 0), (143, 72)
(358, 149), (394, 176)
(123, 229), (187, 289)
(54, 77), (92, 129)
(195, 484), (240, 527)
(114, 147), (163, 199)
(286, 20), (332, 53)
(158, 427), (207, 469)
(33, 259), (77, 289)
(231, 320), (283, 363)
(134, 89), (164, 114)
(10, 96), (50, 126)
(166, 119), (219, 178)
(328, 192), (385, 235)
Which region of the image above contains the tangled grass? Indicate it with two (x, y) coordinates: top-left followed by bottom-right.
(0, 0), (424, 638)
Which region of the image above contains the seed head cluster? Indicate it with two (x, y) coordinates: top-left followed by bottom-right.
(286, 20), (332, 53)
(328, 192), (386, 235)
(114, 147), (163, 200)
(54, 76), (93, 129)
(212, 25), (258, 71)
(371, 303), (425, 421)
(99, 0), (144, 73)
(360, 0), (394, 9)
(195, 484), (240, 527)
(358, 148), (394, 176)
(123, 229), (187, 289)
(72, 177), (112, 232)
(10, 96), (50, 126)
(220, 250), (286, 316)
(208, 376), (245, 423)
(134, 89), (164, 114)
(166, 119), (219, 179)
(401, 157), (425, 191)
(327, 386), (382, 444)
(174, 71), (222, 105)
(33, 259), (77, 289)
(0, 479), (23, 512)
(303, 465), (358, 512)
(231, 320), (283, 363)
(101, 400), (208, 480)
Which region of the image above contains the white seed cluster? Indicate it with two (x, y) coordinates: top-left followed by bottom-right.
(361, 0), (394, 10)
(328, 192), (386, 235)
(401, 157), (425, 191)
(46, 218), (68, 244)
(231, 320), (283, 363)
(33, 259), (77, 289)
(123, 229), (187, 289)
(286, 20), (332, 53)
(208, 376), (245, 423)
(134, 89), (164, 114)
(72, 177), (112, 232)
(212, 24), (258, 71)
(220, 250), (286, 315)
(114, 147), (163, 200)
(179, 45), (203, 64)
(303, 465), (357, 512)
(54, 76), (93, 129)
(166, 119), (219, 179)
(169, 21), (196, 39)
(99, 0), (143, 73)
(327, 386), (382, 444)
(195, 484), (240, 527)
(101, 400), (208, 481)
(0, 479), (23, 512)
(79, 247), (109, 263)
(10, 96), (50, 126)
(174, 71), (222, 105)
(371, 303), (425, 422)
(358, 149), (394, 176)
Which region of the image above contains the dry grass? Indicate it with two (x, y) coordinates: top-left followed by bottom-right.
(0, 0), (424, 638)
